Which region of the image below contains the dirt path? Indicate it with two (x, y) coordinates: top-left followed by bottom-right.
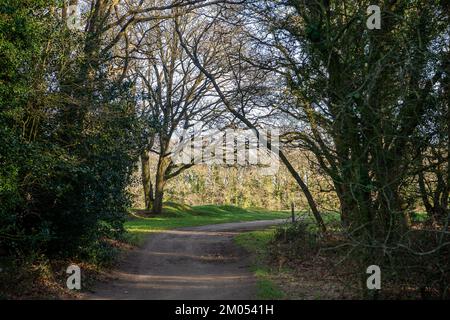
(83, 219), (286, 300)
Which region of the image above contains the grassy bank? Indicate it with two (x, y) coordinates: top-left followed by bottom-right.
(234, 211), (435, 300)
(233, 211), (346, 300)
(125, 202), (289, 243)
(233, 225), (350, 300)
(234, 229), (286, 299)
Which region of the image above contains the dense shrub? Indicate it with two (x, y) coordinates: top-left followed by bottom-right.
(0, 0), (138, 261)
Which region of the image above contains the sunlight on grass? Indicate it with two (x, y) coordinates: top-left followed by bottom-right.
(125, 203), (289, 242)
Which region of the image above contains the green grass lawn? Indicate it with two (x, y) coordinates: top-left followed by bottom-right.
(125, 202), (289, 242)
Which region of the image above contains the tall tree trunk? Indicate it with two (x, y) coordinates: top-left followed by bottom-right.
(152, 156), (170, 215)
(141, 151), (153, 210)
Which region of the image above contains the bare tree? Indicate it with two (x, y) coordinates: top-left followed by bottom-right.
(173, 4), (327, 232)
(135, 11), (222, 213)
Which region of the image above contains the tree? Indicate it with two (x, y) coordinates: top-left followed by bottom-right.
(242, 0), (448, 295)
(0, 0), (139, 257)
(135, 11), (222, 214)
(174, 4), (327, 232)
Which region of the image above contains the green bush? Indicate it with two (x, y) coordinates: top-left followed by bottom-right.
(0, 0), (139, 263)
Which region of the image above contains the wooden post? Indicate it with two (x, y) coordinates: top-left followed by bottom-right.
(291, 202), (295, 223)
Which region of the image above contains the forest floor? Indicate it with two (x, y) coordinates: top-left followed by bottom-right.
(82, 219), (286, 299)
(0, 203), (438, 300)
(234, 211), (437, 300)
(0, 204), (288, 299)
(235, 228), (359, 299)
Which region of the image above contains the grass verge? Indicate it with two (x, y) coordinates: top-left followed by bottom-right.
(234, 229), (285, 299)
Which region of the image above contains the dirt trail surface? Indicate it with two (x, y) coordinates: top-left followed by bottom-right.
(83, 219), (286, 300)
